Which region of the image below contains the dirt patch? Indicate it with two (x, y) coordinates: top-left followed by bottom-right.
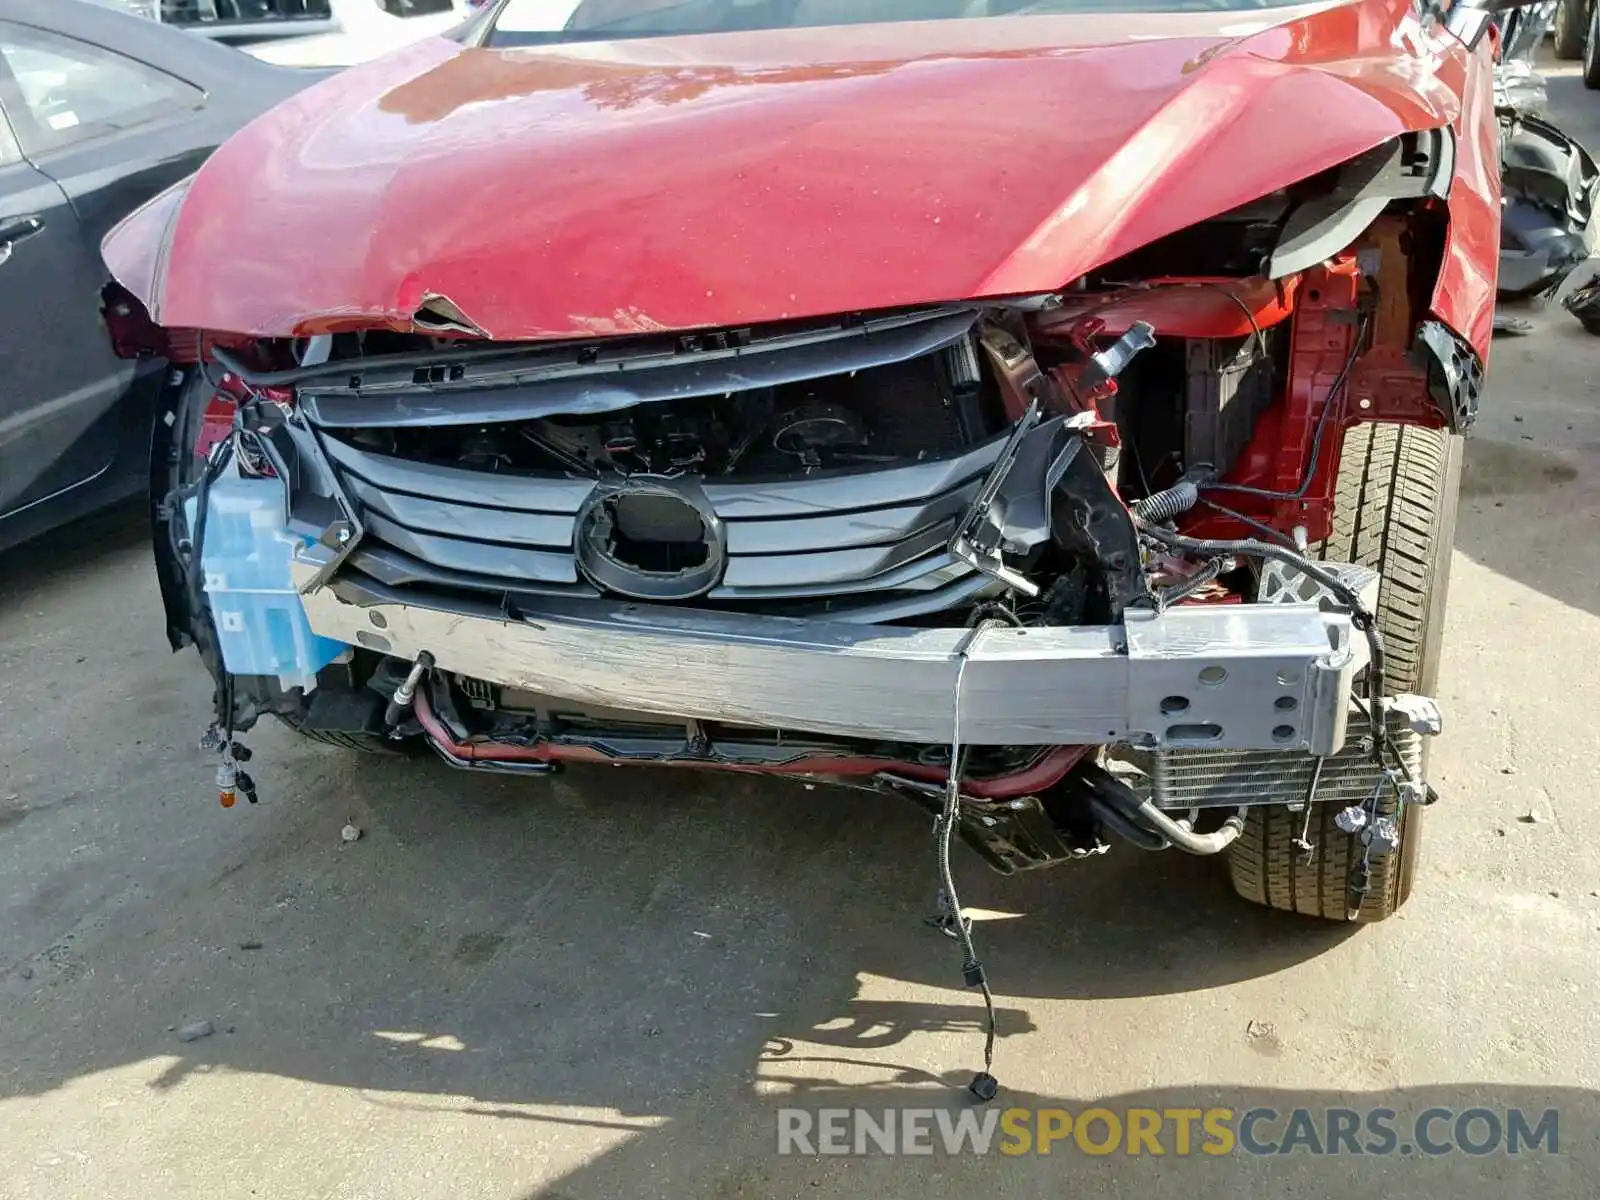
(453, 931), (506, 966)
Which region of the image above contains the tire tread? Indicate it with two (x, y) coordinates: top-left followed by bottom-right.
(1228, 424), (1457, 922)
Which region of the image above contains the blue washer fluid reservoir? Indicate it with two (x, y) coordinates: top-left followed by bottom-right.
(186, 462), (346, 691)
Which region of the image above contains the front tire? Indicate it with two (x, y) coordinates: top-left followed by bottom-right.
(1583, 2), (1600, 87)
(1555, 0), (1587, 59)
(1228, 424), (1461, 922)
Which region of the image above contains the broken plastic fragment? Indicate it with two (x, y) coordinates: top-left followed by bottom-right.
(1388, 694), (1444, 736)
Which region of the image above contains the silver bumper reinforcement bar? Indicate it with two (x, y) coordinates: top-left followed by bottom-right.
(292, 560), (1368, 754)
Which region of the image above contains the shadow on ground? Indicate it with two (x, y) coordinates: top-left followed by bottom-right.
(0, 737), (1373, 1193)
(1454, 425), (1600, 622)
(0, 500), (146, 607)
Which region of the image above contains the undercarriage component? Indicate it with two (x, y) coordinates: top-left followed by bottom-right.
(1070, 759), (1247, 854)
(881, 770), (1102, 875)
(410, 682), (1091, 799)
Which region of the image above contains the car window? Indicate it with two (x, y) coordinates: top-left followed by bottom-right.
(0, 23), (203, 157)
(0, 107), (22, 168)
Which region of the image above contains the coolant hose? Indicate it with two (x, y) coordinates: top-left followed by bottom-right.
(1087, 796), (1170, 852)
(1078, 761), (1246, 856)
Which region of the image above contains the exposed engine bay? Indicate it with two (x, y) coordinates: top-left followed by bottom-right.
(93, 0), (1558, 1097)
(120, 125), (1478, 951)
(349, 356), (979, 479)
(155, 266), (1446, 829)
(121, 125), (1492, 1103)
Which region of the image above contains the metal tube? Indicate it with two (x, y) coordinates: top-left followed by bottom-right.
(1078, 760), (1246, 856)
(384, 651), (435, 728)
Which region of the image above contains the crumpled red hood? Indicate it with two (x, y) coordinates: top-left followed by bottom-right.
(104, 0), (1474, 343)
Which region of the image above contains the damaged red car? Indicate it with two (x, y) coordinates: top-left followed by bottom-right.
(104, 0), (1511, 927)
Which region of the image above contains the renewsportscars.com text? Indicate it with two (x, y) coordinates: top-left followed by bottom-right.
(776, 1106), (1559, 1157)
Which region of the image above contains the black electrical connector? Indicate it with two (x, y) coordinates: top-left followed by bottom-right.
(969, 1072), (1000, 1102)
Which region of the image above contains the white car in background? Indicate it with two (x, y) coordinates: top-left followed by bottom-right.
(84, 0), (342, 39)
(242, 0), (481, 64)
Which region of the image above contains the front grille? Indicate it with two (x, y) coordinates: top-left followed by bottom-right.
(1150, 710), (1424, 810)
(320, 432), (1004, 621)
(160, 0), (332, 25)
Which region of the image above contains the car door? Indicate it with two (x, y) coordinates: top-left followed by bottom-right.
(0, 18), (207, 521)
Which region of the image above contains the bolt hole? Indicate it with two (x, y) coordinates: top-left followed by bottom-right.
(1276, 668), (1302, 686)
(1308, 289), (1322, 301)
(1275, 696), (1299, 712)
(1272, 724), (1297, 743)
(1160, 695), (1191, 716)
(1198, 665), (1228, 687)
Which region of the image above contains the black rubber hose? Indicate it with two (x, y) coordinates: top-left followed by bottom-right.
(1137, 524), (1359, 606)
(1087, 795), (1170, 851)
(1078, 761), (1245, 856)
(1155, 557), (1227, 610)
(1131, 479), (1199, 524)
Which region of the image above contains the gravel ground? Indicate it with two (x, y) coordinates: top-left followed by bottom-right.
(1, 56), (1599, 1200)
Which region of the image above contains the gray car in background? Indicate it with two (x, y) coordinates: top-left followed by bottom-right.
(0, 0), (326, 551)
